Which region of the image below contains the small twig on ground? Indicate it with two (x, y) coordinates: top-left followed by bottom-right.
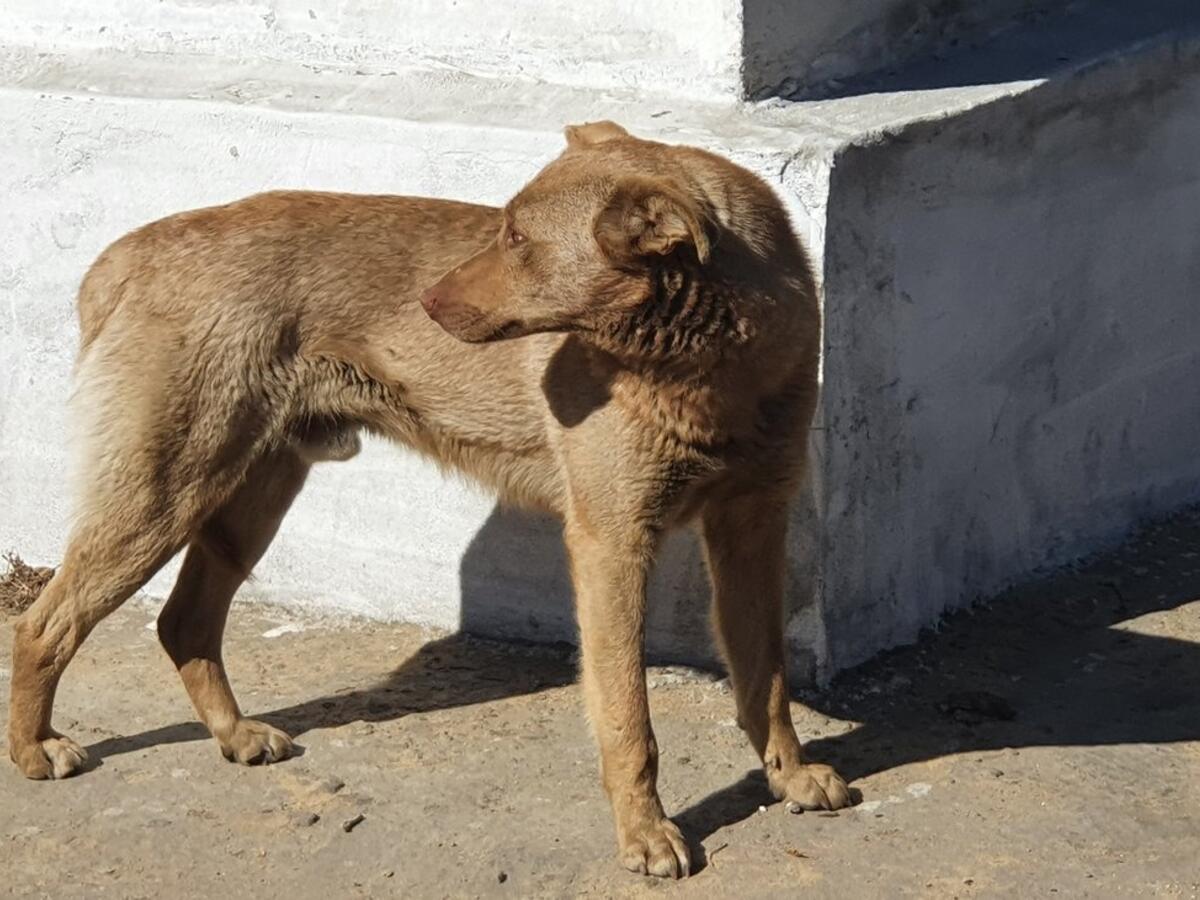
(0, 552), (54, 617)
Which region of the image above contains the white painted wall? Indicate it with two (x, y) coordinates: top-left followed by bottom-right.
(3, 8), (1197, 683)
(0, 87), (544, 622)
(0, 52), (832, 673)
(818, 39), (1200, 671)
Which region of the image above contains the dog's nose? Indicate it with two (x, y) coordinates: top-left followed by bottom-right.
(419, 287), (441, 315)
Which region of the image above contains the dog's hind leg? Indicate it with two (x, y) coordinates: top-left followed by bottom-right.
(8, 324), (283, 779)
(156, 450), (309, 765)
(700, 493), (852, 811)
(7, 468), (196, 779)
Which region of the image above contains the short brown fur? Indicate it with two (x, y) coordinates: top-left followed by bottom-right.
(7, 122), (850, 877)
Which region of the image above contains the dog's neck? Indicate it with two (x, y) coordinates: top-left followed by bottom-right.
(588, 263), (757, 372)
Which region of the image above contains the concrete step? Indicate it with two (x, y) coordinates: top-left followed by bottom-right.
(6, 0), (749, 100)
(8, 0), (1097, 101)
(2, 2), (1199, 680)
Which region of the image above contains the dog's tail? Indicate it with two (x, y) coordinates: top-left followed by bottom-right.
(68, 229), (164, 530)
(76, 236), (138, 355)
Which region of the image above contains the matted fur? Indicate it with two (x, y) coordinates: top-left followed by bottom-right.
(7, 122), (851, 878)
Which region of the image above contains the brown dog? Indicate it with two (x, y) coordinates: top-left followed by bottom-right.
(7, 121), (851, 877)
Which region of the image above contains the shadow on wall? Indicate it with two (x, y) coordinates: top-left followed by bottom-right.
(454, 505), (723, 671)
(454, 465), (824, 682)
(755, 0), (1200, 101)
(456, 508), (574, 648)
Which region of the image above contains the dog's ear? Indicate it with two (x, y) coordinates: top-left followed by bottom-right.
(564, 120), (630, 150)
(594, 178), (712, 265)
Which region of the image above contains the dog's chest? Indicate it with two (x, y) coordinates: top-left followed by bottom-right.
(610, 374), (743, 460)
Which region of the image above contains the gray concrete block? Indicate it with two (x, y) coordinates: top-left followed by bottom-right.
(816, 31), (1200, 671)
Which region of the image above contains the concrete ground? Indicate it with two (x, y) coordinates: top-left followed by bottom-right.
(2, 511), (1199, 899)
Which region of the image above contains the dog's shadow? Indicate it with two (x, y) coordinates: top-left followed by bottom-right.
(89, 507), (1200, 861)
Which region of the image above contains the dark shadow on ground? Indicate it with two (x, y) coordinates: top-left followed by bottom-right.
(799, 507), (1200, 783)
(87, 507), (1200, 851)
(88, 722), (211, 760)
(83, 631), (579, 763)
(257, 633), (579, 737)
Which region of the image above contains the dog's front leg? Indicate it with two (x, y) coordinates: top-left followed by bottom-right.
(701, 493), (852, 811)
(564, 519), (690, 879)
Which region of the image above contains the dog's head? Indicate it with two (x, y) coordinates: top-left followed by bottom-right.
(420, 122), (717, 344)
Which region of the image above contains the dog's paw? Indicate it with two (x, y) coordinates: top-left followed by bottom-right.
(11, 732), (89, 780)
(778, 763), (852, 811)
(618, 816), (691, 879)
(218, 719), (295, 766)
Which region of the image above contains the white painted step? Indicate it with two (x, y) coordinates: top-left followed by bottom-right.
(6, 0), (1101, 101)
(3, 3), (1199, 679)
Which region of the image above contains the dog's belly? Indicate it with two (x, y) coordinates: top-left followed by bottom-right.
(380, 401), (563, 512)
(332, 327), (567, 514)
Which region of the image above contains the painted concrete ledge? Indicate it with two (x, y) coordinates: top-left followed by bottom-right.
(6, 0), (1078, 102)
(2, 10), (1199, 681)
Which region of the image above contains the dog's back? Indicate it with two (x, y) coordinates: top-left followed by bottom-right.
(69, 191), (565, 515)
(77, 191), (499, 350)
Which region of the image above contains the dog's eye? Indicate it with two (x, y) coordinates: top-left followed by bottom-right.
(506, 229), (527, 248)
